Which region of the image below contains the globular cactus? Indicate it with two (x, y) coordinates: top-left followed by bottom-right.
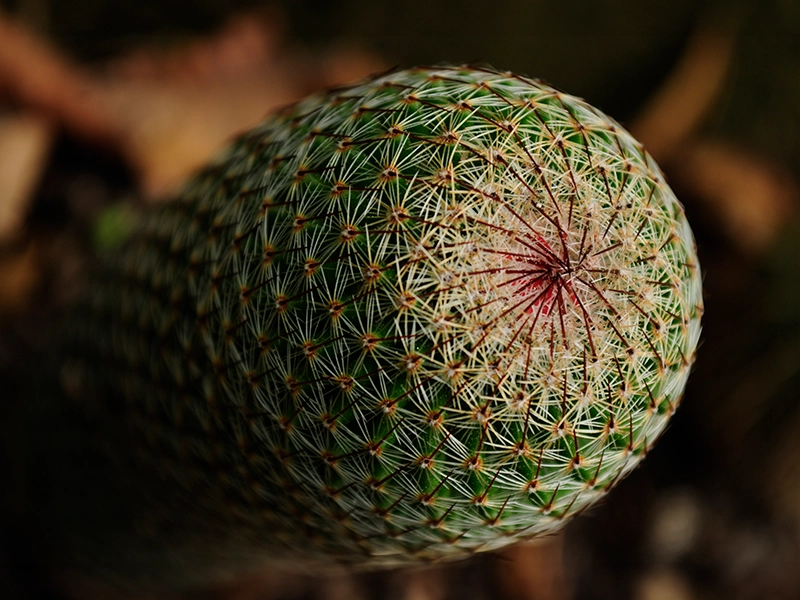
(68, 66), (702, 572)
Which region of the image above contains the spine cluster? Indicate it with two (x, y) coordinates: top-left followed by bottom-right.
(70, 66), (703, 567)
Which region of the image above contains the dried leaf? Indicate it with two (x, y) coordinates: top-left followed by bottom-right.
(631, 28), (735, 162)
(0, 11), (120, 145)
(0, 111), (53, 243)
(679, 141), (798, 253)
(495, 538), (568, 600)
(0, 10), (383, 198)
(0, 241), (39, 312)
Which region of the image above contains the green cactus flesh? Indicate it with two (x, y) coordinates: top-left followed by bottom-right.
(71, 66), (703, 567)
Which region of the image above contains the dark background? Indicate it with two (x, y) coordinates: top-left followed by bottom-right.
(1, 0), (800, 598)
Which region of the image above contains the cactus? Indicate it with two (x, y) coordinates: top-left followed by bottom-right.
(68, 66), (703, 571)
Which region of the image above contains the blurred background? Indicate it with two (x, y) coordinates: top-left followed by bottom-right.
(1, 0), (800, 598)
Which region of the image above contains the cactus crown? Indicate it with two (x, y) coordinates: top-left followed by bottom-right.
(74, 66), (702, 567)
